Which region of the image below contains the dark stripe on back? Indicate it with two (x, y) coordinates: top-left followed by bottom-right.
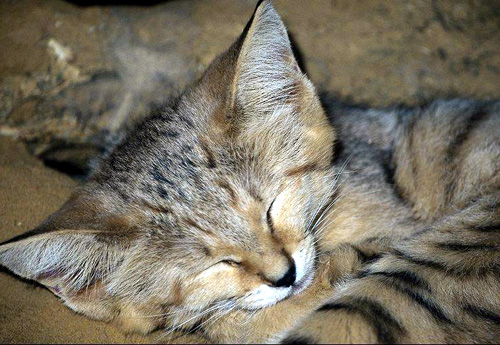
(472, 223), (500, 232)
(351, 245), (382, 264)
(447, 105), (490, 162)
(446, 105), (490, 201)
(385, 279), (453, 324)
(318, 297), (405, 344)
(393, 249), (449, 271)
(436, 242), (498, 252)
(359, 269), (432, 292)
(395, 248), (495, 277)
(280, 335), (316, 344)
(463, 304), (500, 326)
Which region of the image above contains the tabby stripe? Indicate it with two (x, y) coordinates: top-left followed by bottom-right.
(447, 106), (490, 163)
(393, 250), (450, 271)
(363, 236), (392, 244)
(393, 249), (484, 276)
(385, 279), (453, 324)
(359, 270), (432, 292)
(436, 242), (498, 251)
(463, 304), (500, 326)
(472, 223), (500, 232)
(351, 245), (382, 264)
(280, 335), (316, 344)
(318, 297), (405, 344)
(445, 106), (490, 201)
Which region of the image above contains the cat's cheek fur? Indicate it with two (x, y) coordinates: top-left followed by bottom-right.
(114, 303), (163, 334)
(182, 264), (258, 308)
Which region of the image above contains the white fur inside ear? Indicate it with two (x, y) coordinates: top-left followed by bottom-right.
(235, 1), (307, 115)
(0, 232), (124, 293)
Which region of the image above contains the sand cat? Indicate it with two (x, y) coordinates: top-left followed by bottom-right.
(1, 1), (499, 343)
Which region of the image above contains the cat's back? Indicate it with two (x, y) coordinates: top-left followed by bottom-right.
(328, 98), (500, 221)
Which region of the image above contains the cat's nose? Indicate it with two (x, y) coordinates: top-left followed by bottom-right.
(273, 261), (296, 288)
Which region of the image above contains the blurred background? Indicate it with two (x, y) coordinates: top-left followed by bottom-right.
(1, 0), (500, 178)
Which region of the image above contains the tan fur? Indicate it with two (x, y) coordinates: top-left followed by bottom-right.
(0, 1), (499, 344)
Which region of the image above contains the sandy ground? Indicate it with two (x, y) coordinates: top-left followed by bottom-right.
(1, 0), (499, 175)
(0, 137), (181, 343)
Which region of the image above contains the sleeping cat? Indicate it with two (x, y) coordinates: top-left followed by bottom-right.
(1, 0), (499, 343)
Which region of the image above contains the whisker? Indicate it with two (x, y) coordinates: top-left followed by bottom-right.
(306, 154), (352, 239)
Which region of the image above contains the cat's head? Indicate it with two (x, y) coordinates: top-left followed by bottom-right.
(0, 0), (335, 333)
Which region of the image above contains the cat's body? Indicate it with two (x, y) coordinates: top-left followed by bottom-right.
(1, 1), (499, 343)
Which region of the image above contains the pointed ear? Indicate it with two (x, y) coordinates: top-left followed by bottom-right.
(0, 193), (137, 321)
(231, 0), (313, 116)
(219, 1), (334, 166)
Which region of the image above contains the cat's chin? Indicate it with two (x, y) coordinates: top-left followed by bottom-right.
(291, 270), (315, 295)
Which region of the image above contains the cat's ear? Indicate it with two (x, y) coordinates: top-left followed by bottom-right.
(221, 0), (334, 165)
(230, 0), (317, 117)
(0, 192), (137, 321)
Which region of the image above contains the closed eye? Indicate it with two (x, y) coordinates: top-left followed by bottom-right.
(266, 199), (276, 234)
(220, 259), (242, 267)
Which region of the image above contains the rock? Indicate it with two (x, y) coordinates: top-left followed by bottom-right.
(1, 0), (499, 177)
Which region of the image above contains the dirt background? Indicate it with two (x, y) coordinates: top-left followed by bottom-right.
(1, 0), (499, 176)
(0, 0), (499, 343)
